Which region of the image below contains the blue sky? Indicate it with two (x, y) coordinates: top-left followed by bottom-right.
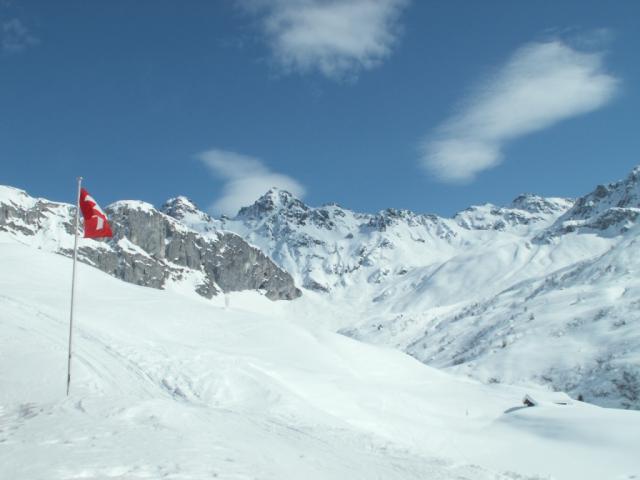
(1, 1), (639, 217)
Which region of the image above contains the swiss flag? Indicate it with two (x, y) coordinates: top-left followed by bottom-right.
(79, 188), (113, 238)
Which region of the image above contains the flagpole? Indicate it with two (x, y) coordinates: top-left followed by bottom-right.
(66, 176), (82, 396)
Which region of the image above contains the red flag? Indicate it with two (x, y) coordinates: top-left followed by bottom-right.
(79, 188), (113, 238)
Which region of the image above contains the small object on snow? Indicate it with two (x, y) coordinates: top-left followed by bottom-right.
(523, 394), (538, 407)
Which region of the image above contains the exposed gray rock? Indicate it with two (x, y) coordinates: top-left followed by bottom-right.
(539, 166), (640, 241)
(0, 187), (301, 301)
(237, 188), (310, 224)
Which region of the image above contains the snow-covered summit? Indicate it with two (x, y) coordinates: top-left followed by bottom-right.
(167, 184), (578, 296)
(162, 196), (204, 219)
(545, 164), (640, 238)
(452, 194), (573, 233)
(160, 195), (216, 230)
(510, 193), (573, 214)
(237, 188), (311, 224)
(0, 185), (37, 208)
(571, 165), (640, 216)
(108, 199), (156, 213)
(231, 188), (573, 243)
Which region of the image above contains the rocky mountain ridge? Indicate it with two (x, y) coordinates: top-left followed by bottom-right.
(0, 187), (300, 301)
(166, 187), (574, 294)
(539, 166), (640, 239)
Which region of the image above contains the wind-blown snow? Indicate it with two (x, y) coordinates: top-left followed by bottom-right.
(1, 243), (639, 479)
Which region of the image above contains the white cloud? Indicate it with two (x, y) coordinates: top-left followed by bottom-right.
(198, 149), (306, 216)
(238, 0), (409, 80)
(420, 39), (620, 183)
(1, 18), (38, 54)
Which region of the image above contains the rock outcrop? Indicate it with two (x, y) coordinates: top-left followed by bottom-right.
(539, 166), (640, 240)
(0, 187), (301, 301)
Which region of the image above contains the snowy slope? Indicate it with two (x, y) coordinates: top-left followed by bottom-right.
(1, 243), (639, 480)
(161, 167), (640, 410)
(399, 228), (640, 408)
(4, 166), (640, 412)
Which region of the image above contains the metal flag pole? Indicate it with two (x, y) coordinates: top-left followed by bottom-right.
(66, 176), (82, 396)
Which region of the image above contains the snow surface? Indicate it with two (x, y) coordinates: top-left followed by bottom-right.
(0, 185), (37, 209)
(4, 168), (640, 411)
(173, 169), (640, 409)
(1, 243), (639, 479)
(108, 200), (157, 214)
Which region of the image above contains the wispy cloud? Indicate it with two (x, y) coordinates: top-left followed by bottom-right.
(1, 18), (39, 54)
(199, 148), (306, 216)
(237, 0), (409, 80)
(420, 38), (619, 183)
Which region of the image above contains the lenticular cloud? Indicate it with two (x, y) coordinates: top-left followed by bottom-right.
(420, 39), (619, 183)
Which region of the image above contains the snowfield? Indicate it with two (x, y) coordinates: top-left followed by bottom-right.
(4, 167), (640, 411)
(1, 243), (639, 480)
(183, 167), (640, 410)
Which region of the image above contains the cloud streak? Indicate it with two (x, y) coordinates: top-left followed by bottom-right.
(199, 148), (306, 216)
(420, 39), (620, 183)
(1, 18), (38, 54)
(238, 0), (409, 80)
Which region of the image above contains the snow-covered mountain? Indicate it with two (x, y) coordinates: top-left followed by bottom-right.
(541, 165), (640, 239)
(165, 188), (572, 293)
(0, 186), (300, 300)
(401, 229), (640, 408)
(3, 166), (640, 410)
(162, 166), (640, 409)
(2, 243), (639, 480)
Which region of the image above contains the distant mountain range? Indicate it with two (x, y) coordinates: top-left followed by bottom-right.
(2, 165), (640, 409)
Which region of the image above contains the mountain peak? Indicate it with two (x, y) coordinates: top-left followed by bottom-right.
(565, 163), (640, 219)
(166, 195), (198, 209)
(510, 193), (573, 215)
(538, 163), (640, 239)
(108, 200), (156, 214)
(237, 187), (308, 220)
(0, 185), (35, 209)
(262, 187), (300, 204)
(162, 196), (202, 218)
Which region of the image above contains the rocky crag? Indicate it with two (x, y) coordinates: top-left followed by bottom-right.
(0, 187), (300, 301)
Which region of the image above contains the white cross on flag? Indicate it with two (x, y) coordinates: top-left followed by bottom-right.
(79, 188), (113, 238)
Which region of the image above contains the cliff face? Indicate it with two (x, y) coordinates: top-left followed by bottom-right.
(0, 187), (301, 301)
(538, 166), (640, 241)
